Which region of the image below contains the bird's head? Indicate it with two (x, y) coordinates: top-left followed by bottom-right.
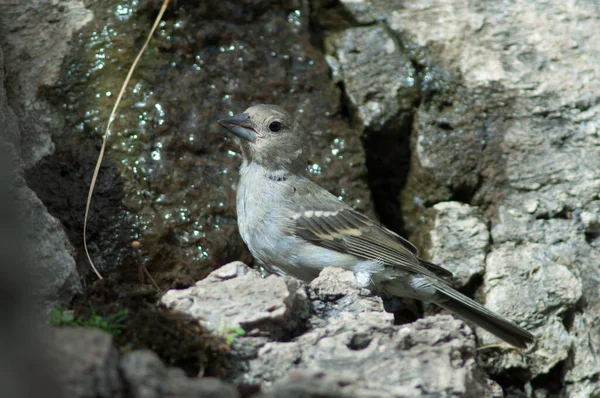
(218, 104), (307, 172)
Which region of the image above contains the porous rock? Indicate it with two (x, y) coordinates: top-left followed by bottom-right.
(429, 202), (488, 288)
(242, 314), (500, 397)
(161, 261), (310, 339)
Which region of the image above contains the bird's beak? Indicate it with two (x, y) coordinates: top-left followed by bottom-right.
(217, 113), (258, 143)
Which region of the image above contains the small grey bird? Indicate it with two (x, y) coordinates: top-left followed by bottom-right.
(218, 104), (534, 348)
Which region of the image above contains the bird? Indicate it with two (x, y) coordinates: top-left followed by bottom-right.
(217, 104), (535, 348)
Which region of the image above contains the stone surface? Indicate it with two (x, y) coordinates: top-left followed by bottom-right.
(121, 350), (239, 398)
(260, 371), (359, 398)
(161, 262), (310, 339)
(242, 315), (500, 397)
(328, 0), (600, 394)
(174, 264), (499, 396)
(3, 0), (599, 395)
(0, 45), (81, 313)
(0, 48), (20, 156)
(14, 177), (82, 313)
(307, 266), (394, 329)
(0, 0), (93, 168)
(48, 327), (121, 398)
(324, 24), (419, 232)
(0, 137), (62, 398)
(324, 25), (418, 131)
(429, 202), (488, 288)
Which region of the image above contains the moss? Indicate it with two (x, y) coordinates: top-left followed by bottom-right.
(72, 278), (230, 377)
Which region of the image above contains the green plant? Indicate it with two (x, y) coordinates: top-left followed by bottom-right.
(49, 306), (129, 336)
(218, 325), (245, 344)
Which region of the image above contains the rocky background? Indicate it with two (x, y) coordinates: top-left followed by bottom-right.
(1, 0), (598, 397)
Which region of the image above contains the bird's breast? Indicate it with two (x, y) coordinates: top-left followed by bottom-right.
(236, 165), (293, 262)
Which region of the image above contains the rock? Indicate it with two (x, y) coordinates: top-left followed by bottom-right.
(261, 371), (358, 398)
(429, 202), (488, 287)
(0, 137), (62, 398)
(307, 267), (394, 328)
(13, 178), (82, 313)
(324, 24), (419, 232)
(324, 25), (418, 132)
(47, 327), (241, 398)
(163, 264), (500, 396)
(241, 314), (500, 397)
(479, 241), (581, 376)
(0, 48), (19, 156)
(0, 45), (81, 313)
(121, 350), (239, 398)
(161, 262), (310, 339)
(328, 0), (600, 393)
(0, 0), (93, 168)
(48, 327), (121, 398)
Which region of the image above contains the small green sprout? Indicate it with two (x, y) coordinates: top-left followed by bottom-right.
(218, 325), (246, 344)
(49, 305), (129, 336)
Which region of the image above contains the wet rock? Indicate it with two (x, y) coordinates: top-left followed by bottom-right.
(17, 0), (375, 285)
(49, 327), (121, 398)
(161, 262), (310, 339)
(429, 202), (488, 288)
(121, 350), (239, 398)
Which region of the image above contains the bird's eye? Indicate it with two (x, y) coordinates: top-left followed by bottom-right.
(269, 121), (282, 132)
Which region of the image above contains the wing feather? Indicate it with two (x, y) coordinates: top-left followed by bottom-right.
(293, 206), (452, 279)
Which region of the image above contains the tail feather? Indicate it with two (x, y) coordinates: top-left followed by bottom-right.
(435, 285), (535, 348)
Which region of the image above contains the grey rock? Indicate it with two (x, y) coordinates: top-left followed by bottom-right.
(48, 327), (121, 398)
(323, 24), (419, 232)
(260, 371), (358, 398)
(564, 380), (600, 398)
(242, 314), (500, 397)
(121, 350), (239, 398)
(164, 264), (500, 396)
(564, 313), (600, 384)
(13, 176), (82, 313)
(324, 25), (418, 131)
(483, 241), (581, 326)
(479, 241), (581, 376)
(0, 45), (81, 313)
(0, 1), (93, 168)
(429, 202), (488, 288)
(307, 266), (394, 328)
(161, 262), (310, 339)
(0, 48), (20, 156)
(0, 136), (61, 397)
(347, 1), (600, 106)
(332, 0), (600, 391)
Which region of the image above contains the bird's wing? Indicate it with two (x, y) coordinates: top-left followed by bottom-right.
(289, 181), (453, 279)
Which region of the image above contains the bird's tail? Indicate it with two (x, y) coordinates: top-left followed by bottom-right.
(434, 284), (534, 348)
